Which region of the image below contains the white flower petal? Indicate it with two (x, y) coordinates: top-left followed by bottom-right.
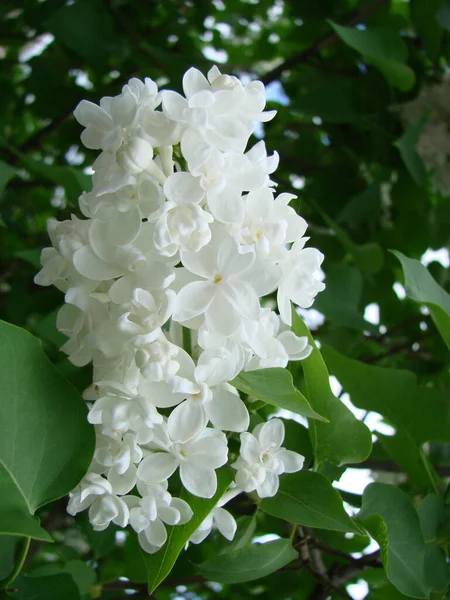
(162, 90), (188, 121)
(277, 331), (312, 360)
(206, 293), (241, 337)
(73, 245), (122, 281)
(183, 67), (210, 97)
(108, 464), (137, 495)
(205, 388), (249, 432)
(171, 498), (193, 524)
(257, 471), (279, 498)
(208, 191), (245, 224)
(167, 399), (208, 442)
(214, 507), (237, 541)
(138, 530), (160, 554)
(144, 517), (167, 547)
(172, 281), (215, 322)
(164, 172), (204, 205)
(180, 463), (217, 498)
(239, 432), (260, 463)
(137, 453), (178, 483)
(258, 419), (285, 451)
(217, 238), (254, 278)
(185, 430), (228, 470)
(158, 505), (181, 526)
(276, 448), (305, 473)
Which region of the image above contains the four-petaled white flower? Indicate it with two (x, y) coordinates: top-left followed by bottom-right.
(67, 473), (129, 531)
(233, 419), (305, 498)
(137, 425), (228, 498)
(124, 480), (193, 553)
(173, 233), (260, 336)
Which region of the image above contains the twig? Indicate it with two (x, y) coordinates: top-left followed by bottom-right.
(362, 332), (432, 363)
(307, 551), (381, 600)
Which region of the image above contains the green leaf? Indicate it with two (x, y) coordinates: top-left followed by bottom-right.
(81, 519), (117, 560)
(217, 515), (257, 554)
(378, 432), (439, 491)
(260, 471), (363, 534)
(329, 22), (415, 91)
(0, 161), (16, 195)
(231, 368), (327, 421)
(292, 312), (372, 466)
(0, 536), (18, 582)
(322, 344), (450, 485)
(45, 0), (123, 69)
(391, 250), (450, 349)
(143, 468), (233, 594)
(196, 538), (297, 584)
(14, 248), (42, 270)
(283, 419), (313, 466)
(314, 264), (377, 332)
(313, 200), (384, 273)
(18, 153), (91, 204)
(357, 483), (430, 598)
(30, 560), (96, 597)
(410, 0), (444, 60)
(293, 79), (363, 123)
(322, 344), (450, 445)
(418, 494), (450, 592)
(337, 180), (381, 226)
(15, 573), (81, 600)
(394, 116), (428, 185)
(0, 464), (52, 541)
(0, 321), (95, 539)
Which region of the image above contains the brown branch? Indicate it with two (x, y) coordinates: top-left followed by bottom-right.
(362, 332), (432, 363)
(347, 459), (450, 477)
(308, 551), (381, 600)
(20, 108), (74, 154)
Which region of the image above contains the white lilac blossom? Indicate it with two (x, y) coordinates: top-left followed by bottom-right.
(398, 77), (450, 197)
(233, 419), (305, 498)
(36, 66), (325, 554)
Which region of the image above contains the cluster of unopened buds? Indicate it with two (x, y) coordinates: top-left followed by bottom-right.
(35, 66), (325, 553)
(399, 76), (450, 196)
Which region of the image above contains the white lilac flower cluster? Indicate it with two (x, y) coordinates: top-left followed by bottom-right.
(399, 77), (450, 196)
(35, 66), (325, 554)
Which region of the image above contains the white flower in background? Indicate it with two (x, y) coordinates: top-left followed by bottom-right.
(398, 79), (450, 197)
(36, 66), (325, 554)
(233, 419), (305, 498)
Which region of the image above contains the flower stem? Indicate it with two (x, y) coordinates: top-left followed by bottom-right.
(2, 536), (31, 590)
(182, 326), (192, 356)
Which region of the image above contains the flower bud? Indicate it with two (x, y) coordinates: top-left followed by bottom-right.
(117, 137), (153, 174)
